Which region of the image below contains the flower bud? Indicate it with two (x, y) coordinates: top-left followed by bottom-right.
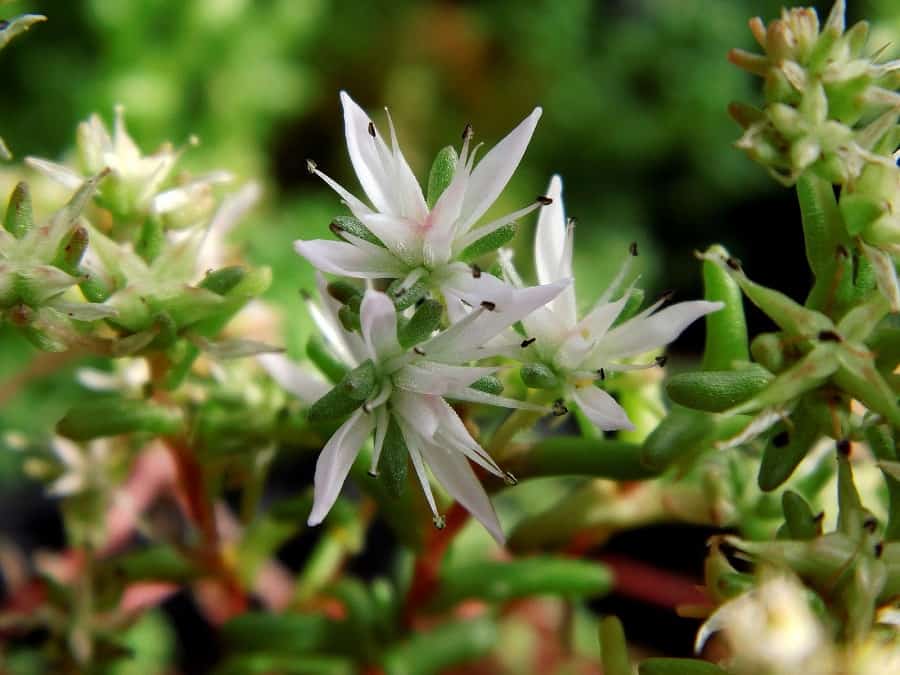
(519, 362), (560, 390)
(307, 360), (377, 422)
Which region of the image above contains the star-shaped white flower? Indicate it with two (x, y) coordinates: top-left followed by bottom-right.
(261, 279), (566, 543)
(296, 91), (548, 312)
(501, 175), (723, 432)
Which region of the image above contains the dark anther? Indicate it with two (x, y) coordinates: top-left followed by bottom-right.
(552, 399), (568, 416)
(875, 542), (885, 558)
(536, 195), (553, 206)
(481, 300), (496, 311)
(836, 244), (849, 259)
(413, 347), (426, 356)
(655, 355), (668, 367)
(837, 438), (852, 456)
(773, 431), (790, 448)
(471, 264), (482, 278)
(415, 297), (426, 307)
(863, 516), (878, 533)
(814, 511), (825, 523)
(818, 330), (842, 342)
(659, 289), (675, 304)
(726, 256), (742, 271)
(461, 123), (473, 141)
(521, 337), (536, 348)
(305, 158), (317, 174)
(329, 221), (345, 237)
(629, 241), (639, 256)
(367, 121), (376, 138)
(597, 367), (606, 380)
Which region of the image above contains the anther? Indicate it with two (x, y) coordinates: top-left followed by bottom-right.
(818, 330), (842, 342)
(552, 399), (569, 416)
(415, 297), (426, 307)
(726, 256), (742, 271)
(306, 158), (317, 174)
(655, 355), (668, 367)
(433, 514), (446, 530)
(367, 121), (376, 138)
(813, 511), (825, 523)
(461, 123), (473, 141)
(521, 337), (536, 348)
(597, 367), (606, 380)
(481, 300), (496, 311)
(503, 471), (519, 486)
(659, 289), (675, 304)
(773, 431), (790, 447)
(629, 241), (639, 256)
(566, 217), (577, 229)
(413, 346), (426, 356)
(471, 264), (482, 278)
(836, 244), (849, 259)
(368, 469), (378, 477)
(875, 541), (885, 558)
(536, 195), (553, 206)
(837, 438), (852, 456)
(863, 516), (878, 533)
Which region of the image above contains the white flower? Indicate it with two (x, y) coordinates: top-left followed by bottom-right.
(46, 437), (112, 497)
(696, 575), (827, 671)
(261, 280), (566, 543)
(500, 175), (723, 432)
(26, 105), (230, 220)
(296, 91), (549, 311)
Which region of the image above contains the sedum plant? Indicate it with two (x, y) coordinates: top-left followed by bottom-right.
(1, 1), (900, 674)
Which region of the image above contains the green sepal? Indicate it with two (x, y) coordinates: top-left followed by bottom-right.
(796, 173), (850, 311)
(470, 375), (503, 395)
(433, 557), (612, 608)
(665, 365), (772, 413)
(701, 245), (749, 369)
(54, 225), (89, 274)
(398, 299), (442, 348)
(147, 312), (179, 351)
(307, 360), (377, 422)
(751, 332), (787, 373)
(782, 490), (821, 540)
(109, 544), (200, 583)
(426, 145), (458, 209)
(326, 279), (362, 305)
(23, 324), (67, 352)
(4, 181), (33, 239)
(80, 271), (112, 303)
(833, 350), (900, 428)
(387, 277), (428, 310)
(519, 362), (560, 390)
(56, 397), (184, 440)
(136, 215), (165, 264)
(599, 616), (631, 675)
(837, 450), (873, 540)
(378, 416), (409, 498)
(338, 305), (360, 333)
(638, 659), (730, 675)
(641, 406), (716, 470)
(306, 334), (349, 384)
(758, 403), (821, 492)
(200, 266), (247, 296)
(459, 223), (517, 262)
(330, 215), (384, 247)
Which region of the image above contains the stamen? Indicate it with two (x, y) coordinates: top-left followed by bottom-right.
(655, 355), (668, 367)
(413, 347), (426, 356)
(552, 399), (568, 416)
(306, 158), (317, 174)
(597, 367), (606, 380)
(433, 514), (446, 530)
(471, 263), (482, 278)
(461, 123), (473, 141)
(837, 439), (851, 456)
(455, 200), (543, 251)
(536, 195), (553, 205)
(597, 242), (638, 304)
(367, 121), (376, 138)
(481, 300), (496, 311)
(521, 337), (536, 348)
(503, 471), (519, 486)
(629, 241), (639, 256)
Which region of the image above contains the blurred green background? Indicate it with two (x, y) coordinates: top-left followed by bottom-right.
(0, 0), (897, 456)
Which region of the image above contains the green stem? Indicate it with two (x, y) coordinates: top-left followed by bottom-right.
(488, 390), (553, 463)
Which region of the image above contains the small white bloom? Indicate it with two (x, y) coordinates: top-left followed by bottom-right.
(296, 91), (550, 310)
(263, 281), (566, 543)
(501, 175), (723, 432)
(46, 437), (112, 497)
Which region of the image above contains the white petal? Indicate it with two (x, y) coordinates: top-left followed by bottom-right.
(25, 157), (84, 190)
(360, 213), (423, 267)
(340, 91), (396, 214)
(394, 361), (496, 396)
(309, 272), (365, 366)
(459, 108), (542, 232)
(428, 396), (504, 476)
(401, 427), (441, 520)
(360, 290), (401, 360)
(420, 440), (505, 544)
(257, 353), (332, 404)
(572, 386), (635, 432)
(294, 238), (406, 279)
(308, 409), (374, 526)
(391, 389), (440, 441)
(51, 437), (84, 469)
(383, 109), (428, 222)
(594, 300), (723, 361)
(535, 175), (565, 286)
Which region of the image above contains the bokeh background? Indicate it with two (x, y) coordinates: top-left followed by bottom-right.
(0, 0), (898, 670)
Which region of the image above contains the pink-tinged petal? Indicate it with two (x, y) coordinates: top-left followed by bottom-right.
(294, 238), (406, 279)
(391, 389), (440, 441)
(594, 300), (724, 361)
(308, 409), (374, 526)
(360, 290), (401, 360)
(360, 213), (423, 266)
(428, 396), (504, 476)
(459, 107), (542, 232)
(341, 91), (394, 213)
(421, 440), (505, 545)
(394, 362), (497, 395)
(572, 386), (635, 432)
(257, 353), (332, 404)
(535, 175), (565, 285)
(384, 109), (428, 222)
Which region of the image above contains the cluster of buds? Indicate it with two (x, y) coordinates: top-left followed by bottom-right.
(729, 0), (900, 186)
